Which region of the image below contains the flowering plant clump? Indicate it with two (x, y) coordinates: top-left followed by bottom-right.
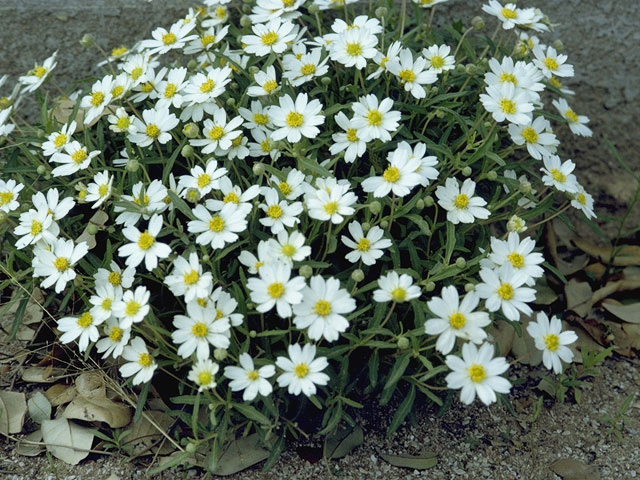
(0, 0), (595, 468)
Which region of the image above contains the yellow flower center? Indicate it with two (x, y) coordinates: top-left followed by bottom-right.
(383, 165), (401, 183)
(282, 244), (296, 257)
(499, 72), (517, 85)
(90, 91), (105, 107)
(367, 109), (382, 126)
(324, 201), (339, 215)
(72, 149), (88, 164)
(521, 127), (539, 143)
(164, 83), (177, 98)
(263, 79), (278, 93)
(111, 85), (124, 97)
(54, 257), (69, 272)
(197, 370), (213, 385)
(111, 46), (128, 57)
(125, 299), (141, 317)
(346, 128), (359, 142)
(101, 298), (112, 311)
(208, 125), (225, 140)
(261, 31), (279, 46)
(294, 363), (309, 378)
(215, 6), (226, 18)
(454, 194), (469, 209)
(449, 312), (466, 329)
(131, 67), (143, 80)
(300, 64), (316, 76)
(197, 298), (208, 307)
(215, 308), (225, 320)
(501, 7), (517, 19)
(162, 32), (177, 45)
(576, 193), (587, 205)
(261, 139), (272, 152)
(0, 97), (12, 110)
(286, 111), (304, 128)
(141, 82), (154, 95)
(231, 135), (243, 147)
(31, 219), (43, 236)
(116, 116), (130, 130)
(544, 333), (560, 351)
(346, 42), (362, 56)
(357, 238), (371, 252)
(97, 183), (109, 197)
(282, 0), (295, 6)
(468, 364), (487, 383)
(191, 321), (208, 338)
(550, 77), (562, 88)
(267, 282), (285, 299)
(391, 287), (406, 302)
(550, 168), (566, 183)
(77, 312), (93, 328)
(399, 69), (416, 83)
(109, 326), (123, 342)
(267, 204), (283, 219)
(53, 133), (67, 148)
(507, 252), (525, 269)
(314, 299), (332, 316)
(500, 98), (517, 115)
(497, 282), (514, 300)
(543, 57), (559, 71)
(247, 370), (260, 381)
(197, 173), (211, 188)
(224, 192), (239, 203)
(146, 123), (161, 139)
(108, 271), (121, 286)
(32, 66), (47, 78)
(138, 352), (152, 367)
(201, 34), (216, 47)
(254, 113), (269, 125)
(200, 79), (215, 93)
(0, 192), (13, 206)
(209, 216), (225, 232)
(565, 109), (579, 123)
(137, 231), (155, 250)
(184, 270), (199, 285)
(430, 55), (444, 69)
(278, 182), (292, 196)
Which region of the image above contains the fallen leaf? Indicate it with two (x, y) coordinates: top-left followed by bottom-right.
(603, 321), (640, 357)
(28, 391), (52, 424)
(565, 279), (593, 317)
(41, 417), (94, 465)
(22, 366), (64, 383)
(563, 321), (603, 363)
(490, 320), (515, 357)
(533, 281), (559, 305)
(0, 391), (27, 434)
(601, 300), (640, 324)
(511, 315), (542, 366)
(572, 239), (640, 267)
(210, 434), (271, 475)
(76, 211), (109, 250)
(378, 449), (437, 469)
(44, 383), (77, 407)
(549, 458), (600, 480)
(63, 396), (131, 428)
(16, 429), (45, 457)
(324, 425), (364, 459)
(585, 263), (607, 280)
(75, 371), (106, 399)
(123, 410), (174, 456)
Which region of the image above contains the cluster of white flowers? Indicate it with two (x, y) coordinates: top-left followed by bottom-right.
(0, 0), (590, 410)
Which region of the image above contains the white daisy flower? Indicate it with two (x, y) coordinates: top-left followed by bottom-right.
(481, 1), (536, 30)
(85, 171), (114, 209)
(276, 344), (330, 397)
(242, 18), (297, 57)
(486, 232), (545, 285)
(224, 353), (275, 401)
(183, 25), (229, 55)
(533, 45), (574, 79)
(246, 261), (305, 318)
(190, 108), (243, 154)
(188, 359), (220, 392)
(329, 27), (378, 70)
(362, 147), (422, 198)
(502, 170), (537, 209)
(249, 129), (281, 160)
(269, 169), (307, 201)
(32, 238), (88, 293)
(206, 177), (259, 216)
(445, 342), (511, 406)
(387, 48), (437, 99)
(42, 121), (77, 157)
(540, 155), (579, 193)
(122, 53), (156, 86)
(113, 286), (150, 329)
(435, 177), (490, 225)
(95, 317), (131, 360)
(239, 241), (272, 275)
(115, 180), (168, 227)
(119, 337), (157, 385)
(266, 230), (311, 265)
(140, 20), (197, 55)
(270, 93), (324, 143)
(480, 82), (533, 125)
(155, 67), (189, 109)
(412, 0), (450, 7)
(164, 252), (213, 303)
(424, 286), (491, 355)
(329, 112), (367, 164)
(526, 312), (578, 374)
(239, 100), (273, 132)
(422, 44), (455, 73)
(373, 271), (421, 303)
(394, 141), (439, 187)
(368, 41), (402, 80)
(507, 215), (527, 234)
(178, 160), (228, 197)
(181, 67), (232, 114)
(89, 283), (120, 323)
(552, 98), (592, 137)
(507, 116), (559, 160)
(80, 75), (114, 125)
(129, 106), (179, 148)
(351, 94), (401, 142)
(341, 222), (392, 266)
(108, 72), (131, 101)
(118, 214), (171, 271)
(18, 51), (58, 93)
(283, 48), (329, 87)
(475, 265), (536, 322)
(57, 310), (103, 353)
(259, 188), (303, 234)
(188, 203), (248, 249)
(306, 180), (357, 224)
(50, 141), (100, 177)
(293, 276), (356, 342)
(210, 286), (244, 327)
(171, 302), (231, 359)
(570, 185), (596, 219)
(33, 188), (75, 222)
(0, 179), (23, 213)
(14, 208), (59, 249)
(107, 107), (136, 135)
(484, 57), (544, 101)
(247, 66), (280, 97)
(94, 261), (135, 293)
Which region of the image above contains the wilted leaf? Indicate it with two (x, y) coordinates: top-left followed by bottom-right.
(572, 239), (640, 267)
(75, 371), (106, 399)
(52, 98), (85, 130)
(601, 300), (640, 324)
(602, 321), (640, 357)
(16, 429), (44, 457)
(76, 211), (109, 250)
(210, 434), (271, 475)
(63, 395), (132, 428)
(378, 449), (437, 470)
(22, 366), (64, 383)
(549, 458), (600, 480)
(585, 263), (607, 280)
(565, 279), (593, 317)
(28, 391), (52, 424)
(41, 417), (94, 465)
(491, 321), (515, 357)
(44, 383), (77, 407)
(0, 391), (27, 434)
(563, 321), (603, 363)
(511, 315), (543, 366)
(324, 425), (364, 459)
(124, 410), (174, 456)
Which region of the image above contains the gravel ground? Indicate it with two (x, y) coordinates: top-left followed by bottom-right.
(2, 358), (638, 480)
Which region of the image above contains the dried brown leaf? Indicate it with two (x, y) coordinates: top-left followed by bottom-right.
(602, 300), (640, 324)
(378, 449), (438, 470)
(16, 429), (44, 457)
(0, 391), (27, 434)
(572, 239), (640, 267)
(22, 366), (64, 383)
(565, 279), (593, 317)
(549, 458), (600, 480)
(41, 417), (94, 465)
(124, 410), (174, 456)
(44, 383), (77, 407)
(62, 396), (132, 428)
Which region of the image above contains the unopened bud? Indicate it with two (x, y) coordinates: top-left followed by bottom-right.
(369, 200), (381, 215)
(396, 336), (410, 350)
(36, 129), (46, 138)
(308, 3), (320, 14)
(0, 211), (8, 225)
(415, 199), (425, 210)
(380, 219), (389, 229)
(455, 257), (466, 269)
(202, 254), (210, 262)
(80, 34), (94, 48)
(486, 170), (498, 181)
(87, 224), (99, 235)
(213, 348), (227, 361)
(186, 188), (201, 203)
(425, 281), (436, 292)
(186, 59), (198, 70)
(249, 66), (259, 75)
(375, 7), (388, 18)
(226, 97), (236, 108)
(424, 195), (434, 207)
(299, 265), (313, 278)
(351, 269), (365, 282)
(455, 64), (466, 73)
(182, 123), (199, 139)
(465, 283), (475, 292)
(125, 159), (140, 172)
(471, 16), (485, 30)
(461, 166), (472, 177)
(552, 39), (564, 52)
(321, 76), (332, 86)
(361, 222), (371, 233)
(252, 162), (265, 176)
(242, 4), (252, 14)
(181, 144), (195, 158)
(465, 64), (477, 75)
(185, 442), (197, 454)
(249, 330), (257, 338)
(36, 165), (47, 175)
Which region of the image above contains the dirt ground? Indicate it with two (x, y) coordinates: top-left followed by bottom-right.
(1, 358), (638, 480)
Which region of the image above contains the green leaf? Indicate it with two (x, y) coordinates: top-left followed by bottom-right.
(324, 424), (364, 459)
(378, 449), (437, 470)
(387, 385), (415, 437)
(167, 191), (196, 220)
(380, 353), (411, 405)
(232, 402), (271, 426)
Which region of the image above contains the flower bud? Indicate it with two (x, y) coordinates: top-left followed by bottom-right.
(507, 214), (527, 233)
(430, 86), (439, 95)
(181, 144), (195, 158)
(486, 170), (498, 181)
(369, 200), (381, 215)
(185, 442), (197, 454)
(125, 159), (140, 172)
(379, 219), (389, 229)
(249, 330), (257, 338)
(249, 66), (259, 75)
(361, 222), (371, 233)
(375, 7), (388, 18)
(519, 180), (532, 194)
(455, 64), (466, 73)
(213, 348), (227, 361)
(186, 188), (201, 203)
(182, 122), (199, 139)
(252, 162), (265, 176)
(415, 199), (425, 211)
(465, 283), (475, 292)
(435, 109), (446, 118)
(552, 39), (564, 52)
(202, 254), (210, 262)
(396, 336), (410, 350)
(465, 64), (477, 76)
(45, 173), (52, 181)
(186, 59), (198, 70)
(36, 165), (47, 175)
(455, 257), (466, 269)
(425, 281), (436, 292)
(308, 3), (320, 14)
(36, 129), (46, 138)
(80, 34), (95, 48)
(242, 5), (252, 14)
(299, 265), (313, 278)
(461, 166), (472, 177)
(351, 269), (365, 282)
(321, 76), (332, 86)
(0, 211), (8, 225)
(471, 16), (485, 30)
(87, 224), (99, 235)
(424, 195), (434, 207)
(226, 97), (236, 108)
